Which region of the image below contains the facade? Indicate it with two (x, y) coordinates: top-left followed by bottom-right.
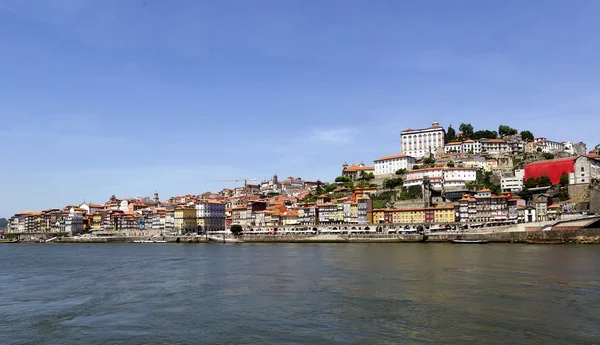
(341, 162), (375, 181)
(479, 139), (510, 155)
(174, 208), (197, 234)
(196, 200), (226, 232)
(444, 140), (482, 154)
(525, 156), (599, 185)
(372, 206), (455, 224)
(401, 121), (446, 159)
(357, 198), (372, 224)
(404, 167), (477, 191)
(456, 190), (515, 223)
(501, 175), (524, 192)
(534, 137), (565, 153)
(373, 154), (416, 176)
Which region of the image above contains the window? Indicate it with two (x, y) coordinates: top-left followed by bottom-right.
(581, 167), (585, 172)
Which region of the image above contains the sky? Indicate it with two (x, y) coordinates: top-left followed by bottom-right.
(1, 0), (600, 216)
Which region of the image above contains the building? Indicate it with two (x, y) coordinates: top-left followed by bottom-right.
(525, 156), (599, 185)
(372, 206), (455, 224)
(174, 207), (197, 234)
(196, 200), (226, 232)
(501, 175), (524, 193)
(401, 121), (446, 159)
(444, 140), (481, 154)
(373, 154), (416, 176)
(403, 167), (477, 191)
(341, 162), (375, 181)
(64, 208), (84, 235)
(534, 137), (565, 153)
(480, 139), (510, 155)
(456, 190), (513, 223)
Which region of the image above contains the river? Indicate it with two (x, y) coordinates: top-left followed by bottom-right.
(1, 243), (599, 344)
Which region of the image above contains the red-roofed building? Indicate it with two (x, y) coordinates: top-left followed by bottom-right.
(373, 153), (416, 176)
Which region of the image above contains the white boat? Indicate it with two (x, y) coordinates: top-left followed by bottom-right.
(133, 240), (167, 243)
(45, 237), (58, 243)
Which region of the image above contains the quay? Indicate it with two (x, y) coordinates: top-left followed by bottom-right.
(4, 216), (600, 244)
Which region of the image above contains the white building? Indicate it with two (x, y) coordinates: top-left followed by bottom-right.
(445, 140), (481, 154)
(534, 137), (565, 153)
(572, 156), (600, 185)
(64, 208), (84, 236)
(401, 121), (446, 159)
(501, 176), (523, 192)
(196, 200), (226, 232)
(373, 154), (416, 176)
(404, 167), (477, 191)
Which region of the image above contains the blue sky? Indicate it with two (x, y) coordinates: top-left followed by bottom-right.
(1, 0), (600, 216)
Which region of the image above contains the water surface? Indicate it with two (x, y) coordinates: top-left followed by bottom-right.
(1, 243), (599, 344)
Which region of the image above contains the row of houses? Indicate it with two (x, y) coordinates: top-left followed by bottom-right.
(372, 189), (562, 225)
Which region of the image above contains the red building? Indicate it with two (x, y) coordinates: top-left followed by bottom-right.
(524, 157), (577, 184)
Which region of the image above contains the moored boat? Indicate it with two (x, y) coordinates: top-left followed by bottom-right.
(449, 239), (489, 244)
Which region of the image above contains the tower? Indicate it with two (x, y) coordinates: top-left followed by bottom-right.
(153, 191), (159, 203)
(273, 173), (278, 184)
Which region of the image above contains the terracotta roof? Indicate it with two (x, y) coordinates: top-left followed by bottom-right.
(446, 142), (462, 146)
(488, 139), (506, 143)
(477, 188), (491, 192)
(548, 204), (562, 209)
(374, 153), (412, 161)
(343, 165), (375, 172)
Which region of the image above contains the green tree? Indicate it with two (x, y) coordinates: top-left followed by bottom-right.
(423, 157), (436, 165)
(518, 187), (532, 201)
(446, 160), (455, 167)
(361, 172), (375, 180)
(230, 224), (243, 235)
(335, 176), (351, 183)
(538, 174), (552, 187)
(542, 153), (554, 160)
(472, 130), (498, 140)
(446, 125), (456, 143)
(459, 123), (474, 139)
(559, 173), (569, 187)
(412, 165), (420, 170)
(524, 177), (538, 188)
(384, 177), (403, 189)
(520, 130), (534, 141)
(536, 147), (542, 153)
(498, 125), (518, 137)
(395, 168), (407, 175)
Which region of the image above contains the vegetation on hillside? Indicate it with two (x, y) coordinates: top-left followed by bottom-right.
(466, 171), (501, 195)
(450, 123), (534, 141)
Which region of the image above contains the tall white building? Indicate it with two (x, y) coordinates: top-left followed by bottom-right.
(373, 154), (416, 176)
(401, 121), (446, 159)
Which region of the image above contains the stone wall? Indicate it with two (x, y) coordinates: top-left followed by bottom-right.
(589, 180), (600, 214)
(568, 184), (590, 202)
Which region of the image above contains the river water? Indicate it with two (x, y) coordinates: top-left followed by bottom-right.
(1, 243), (599, 344)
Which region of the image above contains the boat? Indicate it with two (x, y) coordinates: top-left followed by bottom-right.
(133, 239), (167, 243)
(449, 239), (489, 244)
(525, 240), (564, 244)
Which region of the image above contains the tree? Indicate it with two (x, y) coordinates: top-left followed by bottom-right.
(520, 130), (534, 142)
(335, 176), (351, 183)
(472, 130), (498, 140)
(518, 188), (532, 201)
(538, 174), (552, 187)
(230, 224), (243, 235)
(524, 177), (538, 188)
(536, 147), (542, 153)
(412, 165), (420, 170)
(423, 157), (436, 165)
(384, 177), (403, 189)
(395, 168), (407, 175)
(459, 123), (474, 139)
(446, 160), (455, 167)
(446, 125), (456, 143)
(361, 172), (375, 180)
(542, 153), (555, 160)
(560, 172), (569, 187)
(0, 218), (7, 229)
(498, 125), (518, 137)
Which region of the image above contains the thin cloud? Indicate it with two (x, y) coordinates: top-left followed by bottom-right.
(309, 128), (358, 145)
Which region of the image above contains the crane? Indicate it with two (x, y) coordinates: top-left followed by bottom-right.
(205, 177), (259, 200)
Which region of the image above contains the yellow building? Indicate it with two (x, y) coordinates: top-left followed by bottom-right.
(372, 210), (385, 224)
(281, 210), (299, 225)
(175, 208), (197, 234)
(433, 207), (456, 223)
(92, 213), (103, 230)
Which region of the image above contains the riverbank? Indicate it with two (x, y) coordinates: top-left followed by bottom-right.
(5, 228), (600, 244)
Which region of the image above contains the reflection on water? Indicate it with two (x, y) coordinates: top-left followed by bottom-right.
(1, 243), (599, 344)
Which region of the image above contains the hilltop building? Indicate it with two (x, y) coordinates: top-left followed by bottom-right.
(401, 121), (446, 159)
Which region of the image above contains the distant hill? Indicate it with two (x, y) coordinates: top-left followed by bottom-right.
(0, 218), (7, 229)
